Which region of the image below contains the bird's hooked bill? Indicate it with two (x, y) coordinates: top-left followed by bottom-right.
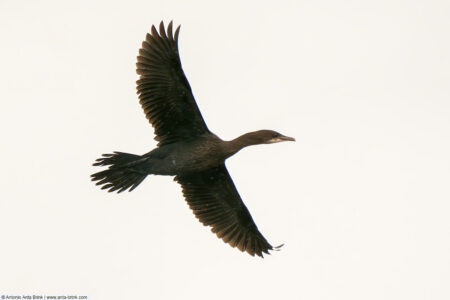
(267, 135), (295, 143)
(280, 135), (295, 142)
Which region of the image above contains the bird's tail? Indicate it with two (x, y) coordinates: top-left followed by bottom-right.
(91, 152), (147, 193)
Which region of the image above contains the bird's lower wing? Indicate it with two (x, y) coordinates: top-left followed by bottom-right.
(175, 164), (275, 257)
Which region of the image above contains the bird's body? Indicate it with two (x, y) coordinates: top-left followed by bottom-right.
(91, 21), (294, 257)
(145, 133), (226, 175)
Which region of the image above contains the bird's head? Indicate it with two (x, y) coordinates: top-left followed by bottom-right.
(256, 130), (295, 144)
(241, 130), (296, 145)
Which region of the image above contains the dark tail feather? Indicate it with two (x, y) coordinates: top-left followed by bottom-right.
(91, 152), (147, 193)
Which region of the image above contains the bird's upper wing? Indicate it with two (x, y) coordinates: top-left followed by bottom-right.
(175, 164), (276, 257)
(136, 21), (209, 146)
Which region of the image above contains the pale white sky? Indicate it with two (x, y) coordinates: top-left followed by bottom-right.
(1, 0), (449, 299)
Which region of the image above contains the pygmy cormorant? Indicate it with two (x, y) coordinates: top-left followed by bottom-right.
(91, 21), (295, 257)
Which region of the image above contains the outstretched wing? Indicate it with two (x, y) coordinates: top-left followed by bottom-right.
(136, 21), (209, 146)
(175, 164), (277, 257)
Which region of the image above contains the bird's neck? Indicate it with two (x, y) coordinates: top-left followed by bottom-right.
(223, 132), (261, 157)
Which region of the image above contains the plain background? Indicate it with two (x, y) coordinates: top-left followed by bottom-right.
(1, 0), (449, 299)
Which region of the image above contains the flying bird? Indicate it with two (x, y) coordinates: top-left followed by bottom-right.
(91, 21), (294, 257)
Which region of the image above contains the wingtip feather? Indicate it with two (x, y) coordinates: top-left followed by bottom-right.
(174, 25), (181, 42)
(167, 21), (174, 40)
(159, 21), (167, 39)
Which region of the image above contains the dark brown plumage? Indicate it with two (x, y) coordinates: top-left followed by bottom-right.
(91, 21), (294, 257)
